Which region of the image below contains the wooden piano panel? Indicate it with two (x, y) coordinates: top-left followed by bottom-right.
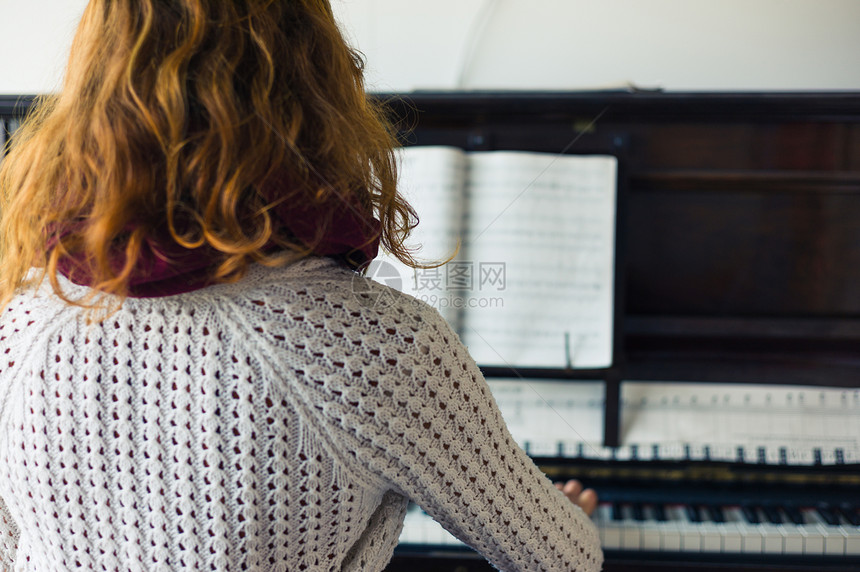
(628, 123), (854, 171)
(626, 188), (860, 316)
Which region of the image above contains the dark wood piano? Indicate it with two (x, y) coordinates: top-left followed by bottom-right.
(4, 92), (859, 571)
(374, 91), (860, 572)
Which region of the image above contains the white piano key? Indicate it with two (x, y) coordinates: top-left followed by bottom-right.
(596, 504), (622, 549)
(657, 521), (682, 552)
(824, 530), (847, 555)
(800, 524), (825, 555)
(699, 524), (722, 553)
(757, 522), (785, 554)
(616, 505), (642, 550)
(831, 508), (860, 555)
(621, 523), (642, 550)
(846, 530), (860, 556)
(637, 503), (680, 552)
(679, 529), (702, 552)
(720, 523), (743, 553)
(679, 506), (725, 553)
(724, 508), (764, 554)
(723, 506), (762, 554)
(664, 505), (701, 552)
(779, 524), (805, 554)
(641, 525), (662, 551)
(805, 508), (846, 556)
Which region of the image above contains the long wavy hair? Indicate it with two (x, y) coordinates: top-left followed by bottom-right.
(0, 0), (416, 304)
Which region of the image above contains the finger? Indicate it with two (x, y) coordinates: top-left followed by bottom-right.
(562, 479), (583, 499)
(577, 488), (598, 516)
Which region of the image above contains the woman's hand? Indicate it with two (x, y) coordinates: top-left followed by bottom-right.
(555, 479), (598, 516)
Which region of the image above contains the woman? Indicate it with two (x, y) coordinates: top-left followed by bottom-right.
(0, 1), (601, 571)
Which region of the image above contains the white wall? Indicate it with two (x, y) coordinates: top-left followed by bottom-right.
(337, 0), (860, 92)
(0, 0), (86, 94)
(2, 0), (860, 95)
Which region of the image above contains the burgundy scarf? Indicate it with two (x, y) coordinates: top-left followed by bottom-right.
(55, 176), (380, 297)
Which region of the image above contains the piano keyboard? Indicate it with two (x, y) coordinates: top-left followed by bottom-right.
(399, 501), (860, 558)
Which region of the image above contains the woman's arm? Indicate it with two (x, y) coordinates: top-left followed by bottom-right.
(311, 298), (604, 571)
(0, 494), (19, 572)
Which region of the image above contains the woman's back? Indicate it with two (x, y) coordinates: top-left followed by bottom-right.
(0, 258), (601, 571)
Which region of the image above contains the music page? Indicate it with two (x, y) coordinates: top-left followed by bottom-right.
(459, 151), (617, 368)
(376, 146), (466, 327)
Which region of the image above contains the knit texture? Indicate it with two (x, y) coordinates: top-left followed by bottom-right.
(0, 257), (602, 572)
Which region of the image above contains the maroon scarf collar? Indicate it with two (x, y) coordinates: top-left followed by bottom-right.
(55, 177), (380, 297)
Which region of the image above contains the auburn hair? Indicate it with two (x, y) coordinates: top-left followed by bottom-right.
(0, 0), (416, 305)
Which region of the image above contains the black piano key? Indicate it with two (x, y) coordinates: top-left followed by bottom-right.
(632, 503), (646, 522)
(653, 504), (668, 522)
(630, 444), (639, 460)
(835, 448), (845, 464)
(813, 448), (823, 465)
(611, 503), (624, 521)
(706, 505), (726, 523)
(652, 444), (660, 460)
(762, 505), (783, 524)
(686, 505), (702, 523)
(757, 447), (767, 464)
(784, 505), (805, 525)
(838, 503), (860, 526)
(742, 505), (761, 524)
(779, 447), (788, 465)
(817, 504), (840, 526)
(703, 445), (711, 461)
(736, 446), (746, 463)
(683, 444), (691, 460)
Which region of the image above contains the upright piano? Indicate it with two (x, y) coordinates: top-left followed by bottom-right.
(375, 92), (860, 572)
(3, 92), (859, 571)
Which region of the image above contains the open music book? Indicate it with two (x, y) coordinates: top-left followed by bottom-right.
(378, 146), (618, 369)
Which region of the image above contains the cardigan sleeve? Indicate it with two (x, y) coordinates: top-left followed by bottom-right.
(0, 493), (18, 572)
(306, 301), (604, 572)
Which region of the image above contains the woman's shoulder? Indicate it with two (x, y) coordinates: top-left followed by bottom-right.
(208, 256), (459, 349)
(0, 257), (461, 368)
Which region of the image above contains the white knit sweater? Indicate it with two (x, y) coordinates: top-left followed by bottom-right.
(0, 257), (602, 572)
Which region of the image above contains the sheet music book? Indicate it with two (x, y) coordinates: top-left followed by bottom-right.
(378, 146), (618, 369)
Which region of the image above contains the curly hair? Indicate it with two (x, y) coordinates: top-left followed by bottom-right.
(0, 0), (416, 304)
